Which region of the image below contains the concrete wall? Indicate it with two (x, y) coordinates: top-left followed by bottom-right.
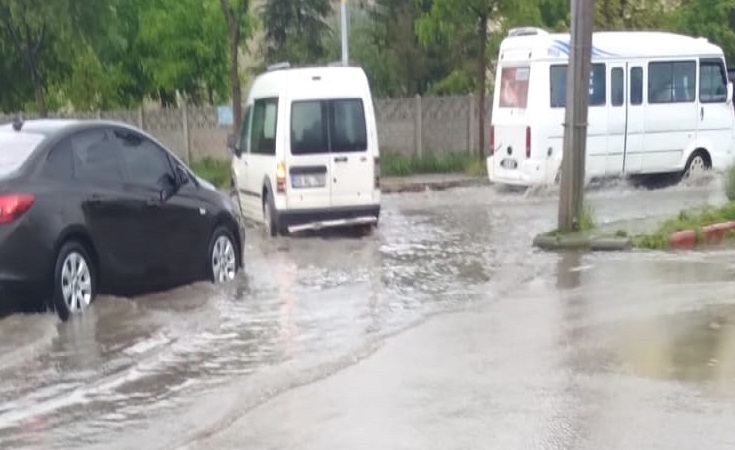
(0, 94), (493, 163)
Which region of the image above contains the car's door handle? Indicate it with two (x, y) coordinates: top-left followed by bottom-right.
(146, 197), (160, 206)
(88, 194), (103, 205)
(334, 156), (348, 163)
(701, 107), (704, 120)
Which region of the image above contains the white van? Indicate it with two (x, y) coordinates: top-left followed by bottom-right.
(487, 27), (735, 187)
(228, 64), (381, 236)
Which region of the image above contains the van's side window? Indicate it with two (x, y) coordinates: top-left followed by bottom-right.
(700, 58), (728, 103)
(549, 63), (606, 107)
(330, 99), (368, 153)
(630, 67), (643, 105)
(291, 101), (327, 155)
(251, 98), (278, 155)
(648, 61), (696, 103)
(611, 68), (624, 107)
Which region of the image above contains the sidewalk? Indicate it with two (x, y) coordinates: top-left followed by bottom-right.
(381, 173), (488, 194)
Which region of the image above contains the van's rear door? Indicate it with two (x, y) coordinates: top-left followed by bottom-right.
(288, 100), (332, 210)
(328, 98), (374, 208)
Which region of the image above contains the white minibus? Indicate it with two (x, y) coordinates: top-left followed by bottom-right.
(487, 27), (735, 187)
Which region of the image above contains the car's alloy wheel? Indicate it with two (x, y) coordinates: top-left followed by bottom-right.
(53, 241), (96, 322)
(209, 227), (238, 283)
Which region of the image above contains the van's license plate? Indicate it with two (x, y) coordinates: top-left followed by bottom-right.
(292, 174), (326, 188)
(500, 158), (518, 170)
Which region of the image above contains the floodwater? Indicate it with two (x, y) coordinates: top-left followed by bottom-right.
(0, 176), (732, 449)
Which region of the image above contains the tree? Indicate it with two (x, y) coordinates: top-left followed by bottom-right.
(219, 0), (253, 133)
(0, 0), (115, 116)
(262, 0), (333, 65)
(671, 0), (735, 63)
(138, 0), (229, 105)
(416, 0), (539, 159)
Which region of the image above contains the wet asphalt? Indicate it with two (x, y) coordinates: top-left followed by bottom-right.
(0, 176), (732, 450)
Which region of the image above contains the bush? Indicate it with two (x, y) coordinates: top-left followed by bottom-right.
(191, 157), (231, 189)
(381, 151), (483, 177)
(725, 165), (735, 201)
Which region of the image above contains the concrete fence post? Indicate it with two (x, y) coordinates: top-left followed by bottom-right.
(182, 102), (192, 164)
(468, 94), (475, 156)
(414, 94), (423, 158)
(137, 105), (144, 130)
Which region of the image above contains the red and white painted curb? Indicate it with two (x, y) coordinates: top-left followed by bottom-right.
(669, 221), (735, 249)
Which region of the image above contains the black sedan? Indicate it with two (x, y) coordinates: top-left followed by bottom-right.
(0, 118), (244, 321)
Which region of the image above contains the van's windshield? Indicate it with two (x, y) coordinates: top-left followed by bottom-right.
(498, 66), (530, 108)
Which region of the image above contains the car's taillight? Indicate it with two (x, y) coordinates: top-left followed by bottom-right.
(276, 161), (287, 193)
(525, 126), (531, 159)
(489, 125), (495, 156)
(0, 194), (35, 224)
(374, 156), (380, 189)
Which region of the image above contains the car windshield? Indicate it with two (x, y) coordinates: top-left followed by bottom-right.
(0, 130), (45, 177)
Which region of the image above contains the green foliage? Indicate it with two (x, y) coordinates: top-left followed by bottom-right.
(381, 152), (479, 177)
(633, 203), (735, 249)
(191, 157), (232, 189)
(2, 0), (735, 115)
(263, 0), (333, 65)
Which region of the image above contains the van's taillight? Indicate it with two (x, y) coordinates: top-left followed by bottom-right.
(374, 156), (380, 189)
(489, 125), (495, 156)
(276, 162), (287, 193)
(0, 194), (34, 224)
(525, 126), (531, 159)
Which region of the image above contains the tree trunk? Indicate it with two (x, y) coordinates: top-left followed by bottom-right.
(229, 26), (242, 134)
(477, 13), (488, 160)
(219, 0), (243, 134)
(30, 65), (46, 117)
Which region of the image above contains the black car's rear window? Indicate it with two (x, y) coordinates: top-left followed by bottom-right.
(0, 131), (45, 177)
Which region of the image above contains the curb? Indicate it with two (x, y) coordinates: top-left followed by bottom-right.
(381, 177), (489, 194)
(669, 221), (735, 249)
(533, 233), (632, 252)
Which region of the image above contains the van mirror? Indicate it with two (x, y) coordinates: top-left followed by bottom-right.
(227, 133), (241, 157)
(727, 82), (733, 104)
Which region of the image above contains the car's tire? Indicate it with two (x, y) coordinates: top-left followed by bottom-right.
(52, 241), (96, 322)
(208, 225), (239, 283)
(263, 192), (278, 237)
(681, 150), (710, 181)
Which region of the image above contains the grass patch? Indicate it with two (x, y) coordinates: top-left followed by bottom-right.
(381, 152), (485, 177)
(191, 157), (231, 189)
(633, 203), (735, 249)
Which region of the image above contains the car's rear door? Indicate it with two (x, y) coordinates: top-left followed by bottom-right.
(288, 99), (332, 210)
(69, 128), (150, 287)
(327, 98), (374, 208)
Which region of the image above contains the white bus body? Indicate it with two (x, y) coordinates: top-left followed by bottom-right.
(487, 28), (735, 187)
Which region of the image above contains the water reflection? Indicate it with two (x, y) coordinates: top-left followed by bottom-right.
(613, 303), (735, 394)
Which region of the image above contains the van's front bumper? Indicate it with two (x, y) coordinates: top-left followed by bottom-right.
(277, 205), (381, 233)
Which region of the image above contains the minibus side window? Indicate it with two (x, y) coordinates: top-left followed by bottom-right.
(648, 61), (696, 104)
(630, 67), (643, 105)
(700, 58), (728, 103)
(549, 63), (606, 107)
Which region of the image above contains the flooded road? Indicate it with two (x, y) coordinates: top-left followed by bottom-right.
(0, 178), (731, 449)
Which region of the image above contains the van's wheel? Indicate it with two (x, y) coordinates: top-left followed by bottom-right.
(208, 226), (239, 283)
(263, 192), (278, 237)
(52, 241), (96, 322)
(682, 151), (710, 180)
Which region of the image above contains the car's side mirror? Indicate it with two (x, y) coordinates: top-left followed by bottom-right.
(227, 133), (241, 158)
(175, 165), (190, 187)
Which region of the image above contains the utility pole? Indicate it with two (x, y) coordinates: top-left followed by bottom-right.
(340, 0), (349, 66)
(557, 0), (595, 232)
